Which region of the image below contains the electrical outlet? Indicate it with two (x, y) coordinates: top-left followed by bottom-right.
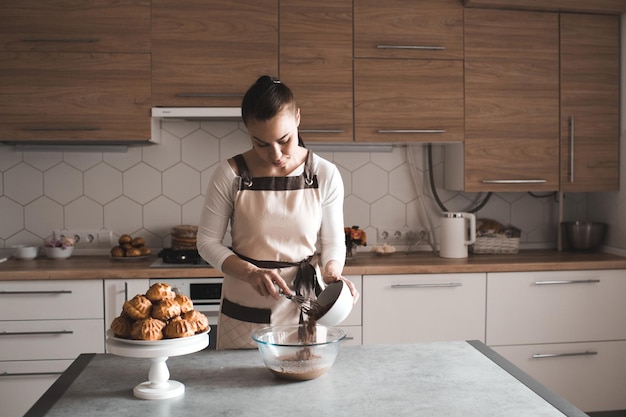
(54, 229), (112, 249)
(377, 227), (428, 245)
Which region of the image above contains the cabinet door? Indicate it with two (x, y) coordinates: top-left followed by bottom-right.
(560, 13), (620, 192)
(0, 0), (150, 53)
(493, 341), (626, 412)
(280, 0), (353, 143)
(354, 0), (463, 60)
(0, 280), (103, 320)
(354, 59), (464, 143)
(362, 274), (486, 344)
(464, 9), (559, 192)
(103, 279), (150, 340)
(152, 0), (278, 107)
(0, 52), (151, 142)
(486, 270), (626, 346)
(0, 360), (74, 417)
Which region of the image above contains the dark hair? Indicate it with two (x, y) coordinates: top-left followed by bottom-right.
(241, 75), (296, 125)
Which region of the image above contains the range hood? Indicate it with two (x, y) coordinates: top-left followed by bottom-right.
(152, 107), (242, 120)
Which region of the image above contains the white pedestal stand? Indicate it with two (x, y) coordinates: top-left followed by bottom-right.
(106, 331), (209, 400)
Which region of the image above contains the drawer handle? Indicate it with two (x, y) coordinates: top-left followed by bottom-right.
(377, 45), (445, 51)
(532, 351), (598, 359)
(0, 290), (72, 295)
(344, 336), (355, 341)
(391, 283), (462, 289)
(299, 129), (345, 134)
(481, 179), (547, 184)
(21, 38), (100, 43)
(1, 330), (74, 336)
(533, 279), (600, 286)
(1, 371), (64, 377)
(175, 93), (244, 98)
(22, 127), (101, 131)
(378, 129), (446, 134)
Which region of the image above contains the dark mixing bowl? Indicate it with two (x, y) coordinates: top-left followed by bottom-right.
(562, 221), (607, 252)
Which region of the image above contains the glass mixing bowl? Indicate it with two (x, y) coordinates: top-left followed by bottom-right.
(251, 325), (346, 381)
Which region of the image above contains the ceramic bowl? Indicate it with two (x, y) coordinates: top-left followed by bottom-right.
(315, 280), (354, 327)
(44, 246), (74, 259)
(12, 245), (38, 260)
(251, 324), (346, 381)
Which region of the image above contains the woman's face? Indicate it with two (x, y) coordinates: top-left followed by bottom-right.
(247, 107), (301, 172)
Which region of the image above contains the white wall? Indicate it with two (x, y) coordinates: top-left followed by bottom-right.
(1, 117), (589, 254)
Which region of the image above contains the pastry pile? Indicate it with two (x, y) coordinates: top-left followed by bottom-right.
(110, 282), (210, 341)
(111, 234), (152, 258)
(170, 225), (198, 250)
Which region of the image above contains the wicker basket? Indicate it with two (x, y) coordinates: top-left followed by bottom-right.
(471, 236), (520, 254)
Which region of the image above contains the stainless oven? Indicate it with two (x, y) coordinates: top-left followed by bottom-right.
(149, 277), (222, 350)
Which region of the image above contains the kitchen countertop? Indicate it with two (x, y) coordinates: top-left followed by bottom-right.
(1, 249), (625, 281)
(25, 340), (587, 417)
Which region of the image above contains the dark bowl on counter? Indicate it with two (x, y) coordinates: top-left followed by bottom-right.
(562, 221), (607, 252)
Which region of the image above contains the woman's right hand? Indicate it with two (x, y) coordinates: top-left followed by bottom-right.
(246, 267), (291, 299)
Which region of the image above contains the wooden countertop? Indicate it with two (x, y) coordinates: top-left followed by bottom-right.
(1, 250), (625, 281)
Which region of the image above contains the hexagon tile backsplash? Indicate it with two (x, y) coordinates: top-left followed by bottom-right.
(0, 120), (586, 253)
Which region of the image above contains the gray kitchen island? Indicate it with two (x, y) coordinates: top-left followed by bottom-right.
(25, 340), (587, 417)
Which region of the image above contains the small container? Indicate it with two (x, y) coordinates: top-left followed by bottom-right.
(316, 280), (354, 327)
(44, 246), (74, 259)
(12, 245), (38, 260)
(562, 221), (607, 252)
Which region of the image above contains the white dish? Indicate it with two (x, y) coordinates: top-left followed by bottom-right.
(106, 329), (208, 346)
(44, 246), (74, 259)
(12, 245), (38, 260)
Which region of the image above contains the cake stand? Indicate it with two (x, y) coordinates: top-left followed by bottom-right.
(106, 330), (209, 400)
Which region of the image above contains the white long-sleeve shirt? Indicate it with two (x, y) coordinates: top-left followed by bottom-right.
(197, 152), (346, 272)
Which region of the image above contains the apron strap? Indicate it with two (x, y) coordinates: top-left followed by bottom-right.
(233, 154), (253, 187)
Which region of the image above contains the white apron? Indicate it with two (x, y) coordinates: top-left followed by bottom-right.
(217, 151), (323, 349)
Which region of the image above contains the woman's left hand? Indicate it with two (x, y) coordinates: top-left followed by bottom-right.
(323, 261), (359, 303)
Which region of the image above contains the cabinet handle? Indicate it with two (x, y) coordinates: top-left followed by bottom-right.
(124, 281), (128, 302)
(1, 371), (64, 377)
(533, 279), (600, 285)
(299, 129), (345, 134)
(377, 45), (445, 51)
(532, 351), (597, 359)
(0, 290), (72, 295)
(481, 179), (547, 184)
(22, 127), (101, 131)
(391, 283), (462, 289)
(175, 93), (244, 98)
(569, 115), (575, 183)
(21, 38), (100, 43)
(378, 129), (446, 134)
(0, 330), (74, 336)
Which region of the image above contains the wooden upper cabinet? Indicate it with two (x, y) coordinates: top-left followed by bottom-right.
(560, 14), (620, 192)
(0, 0), (150, 53)
(355, 59), (464, 143)
(354, 0), (464, 60)
(152, 0), (278, 107)
(462, 9), (560, 192)
(280, 0), (353, 143)
(0, 52), (151, 142)
(463, 0), (626, 14)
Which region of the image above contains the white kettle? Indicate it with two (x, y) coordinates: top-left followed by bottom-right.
(439, 212), (476, 259)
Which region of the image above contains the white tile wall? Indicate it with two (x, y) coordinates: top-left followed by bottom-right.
(1, 118), (602, 254)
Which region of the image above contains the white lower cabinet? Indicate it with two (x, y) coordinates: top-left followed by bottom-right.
(103, 279), (150, 352)
(336, 275), (362, 346)
(493, 341), (626, 413)
(0, 280), (104, 417)
(362, 273), (486, 345)
(487, 270), (626, 413)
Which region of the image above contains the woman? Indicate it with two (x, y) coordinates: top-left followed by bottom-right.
(197, 75), (358, 350)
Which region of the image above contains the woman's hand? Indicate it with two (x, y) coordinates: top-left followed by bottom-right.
(221, 255), (291, 299)
(323, 260), (360, 303)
